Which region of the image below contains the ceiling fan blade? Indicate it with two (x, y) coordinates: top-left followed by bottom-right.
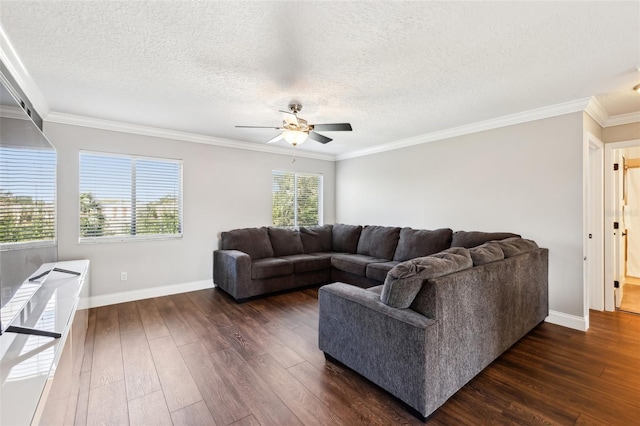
(278, 110), (299, 126)
(266, 134), (284, 144)
(311, 123), (352, 132)
(308, 131), (333, 144)
(236, 125), (282, 129)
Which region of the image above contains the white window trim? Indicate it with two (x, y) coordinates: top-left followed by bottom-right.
(0, 146), (57, 249)
(78, 150), (184, 244)
(272, 170), (323, 228)
(0, 240), (56, 252)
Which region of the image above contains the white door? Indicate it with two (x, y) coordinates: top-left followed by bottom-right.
(604, 141), (640, 312)
(625, 159), (640, 278)
(614, 154), (625, 308)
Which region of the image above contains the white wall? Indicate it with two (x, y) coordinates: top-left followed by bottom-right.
(336, 112), (585, 319)
(603, 122), (640, 144)
(44, 122), (335, 304)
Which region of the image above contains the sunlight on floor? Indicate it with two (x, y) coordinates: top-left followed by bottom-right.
(619, 276), (640, 314)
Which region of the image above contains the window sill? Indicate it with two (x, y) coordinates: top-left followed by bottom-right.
(78, 234), (183, 244)
(0, 240), (56, 252)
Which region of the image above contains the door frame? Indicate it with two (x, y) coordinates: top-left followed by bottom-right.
(584, 133), (604, 319)
(604, 138), (640, 311)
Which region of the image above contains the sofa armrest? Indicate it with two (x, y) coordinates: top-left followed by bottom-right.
(318, 282), (439, 416)
(213, 249), (251, 299)
(320, 282), (434, 327)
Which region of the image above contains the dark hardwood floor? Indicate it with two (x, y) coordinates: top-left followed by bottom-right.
(73, 287), (640, 425)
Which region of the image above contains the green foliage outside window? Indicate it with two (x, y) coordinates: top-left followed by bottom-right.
(80, 192), (106, 237)
(136, 196), (181, 235)
(272, 171), (321, 227)
(0, 191), (54, 243)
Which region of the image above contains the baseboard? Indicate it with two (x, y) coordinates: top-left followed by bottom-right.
(545, 310), (588, 331)
(78, 279), (214, 309)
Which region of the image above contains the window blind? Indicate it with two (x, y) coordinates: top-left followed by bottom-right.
(0, 146), (56, 245)
(272, 170), (322, 227)
(79, 152), (182, 241)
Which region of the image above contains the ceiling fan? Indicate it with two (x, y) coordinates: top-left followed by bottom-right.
(235, 103), (352, 147)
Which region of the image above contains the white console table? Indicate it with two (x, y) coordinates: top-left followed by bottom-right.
(0, 260), (90, 426)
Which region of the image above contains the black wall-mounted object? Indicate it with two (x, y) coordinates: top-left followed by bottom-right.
(0, 61), (42, 129)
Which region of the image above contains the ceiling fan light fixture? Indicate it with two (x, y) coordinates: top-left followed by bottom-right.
(634, 83), (640, 93)
(283, 130), (308, 146)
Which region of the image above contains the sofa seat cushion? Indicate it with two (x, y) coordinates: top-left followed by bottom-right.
(357, 225), (401, 259)
(278, 254), (331, 274)
(331, 254), (388, 276)
(393, 227), (453, 262)
(300, 225), (333, 253)
(308, 252), (338, 259)
(221, 227), (274, 260)
(251, 258), (293, 280)
(332, 224), (363, 253)
(468, 242), (504, 266)
(451, 231), (521, 248)
(268, 227), (304, 257)
(366, 261), (400, 282)
(381, 247), (473, 308)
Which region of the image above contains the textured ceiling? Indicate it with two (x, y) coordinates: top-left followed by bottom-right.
(1, 1), (639, 156)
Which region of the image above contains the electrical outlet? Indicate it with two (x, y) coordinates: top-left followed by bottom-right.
(120, 272), (127, 281)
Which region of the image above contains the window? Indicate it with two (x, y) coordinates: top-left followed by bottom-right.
(0, 146), (56, 247)
(79, 152), (182, 241)
(272, 170), (322, 227)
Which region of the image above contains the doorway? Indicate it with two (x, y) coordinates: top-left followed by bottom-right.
(620, 152), (640, 313)
(604, 139), (640, 314)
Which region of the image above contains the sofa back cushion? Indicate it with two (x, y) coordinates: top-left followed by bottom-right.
(380, 247), (472, 308)
(356, 225), (401, 259)
(495, 237), (538, 257)
(393, 227), (453, 262)
(268, 227), (304, 257)
(332, 224), (362, 253)
(468, 242), (504, 266)
(451, 231), (521, 248)
(221, 227), (274, 260)
(299, 225), (333, 253)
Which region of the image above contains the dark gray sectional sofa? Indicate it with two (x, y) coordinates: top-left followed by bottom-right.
(319, 238), (548, 419)
(213, 223), (522, 300)
(214, 223), (549, 419)
(214, 223), (465, 300)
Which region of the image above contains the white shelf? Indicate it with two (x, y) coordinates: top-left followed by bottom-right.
(0, 260), (89, 426)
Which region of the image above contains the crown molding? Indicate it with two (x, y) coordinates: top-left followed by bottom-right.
(44, 95), (631, 164)
(45, 112), (336, 162)
(337, 97), (592, 161)
(0, 24), (50, 118)
(584, 96), (640, 127)
(584, 97), (609, 127)
(605, 111), (640, 127)
(0, 105), (30, 120)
